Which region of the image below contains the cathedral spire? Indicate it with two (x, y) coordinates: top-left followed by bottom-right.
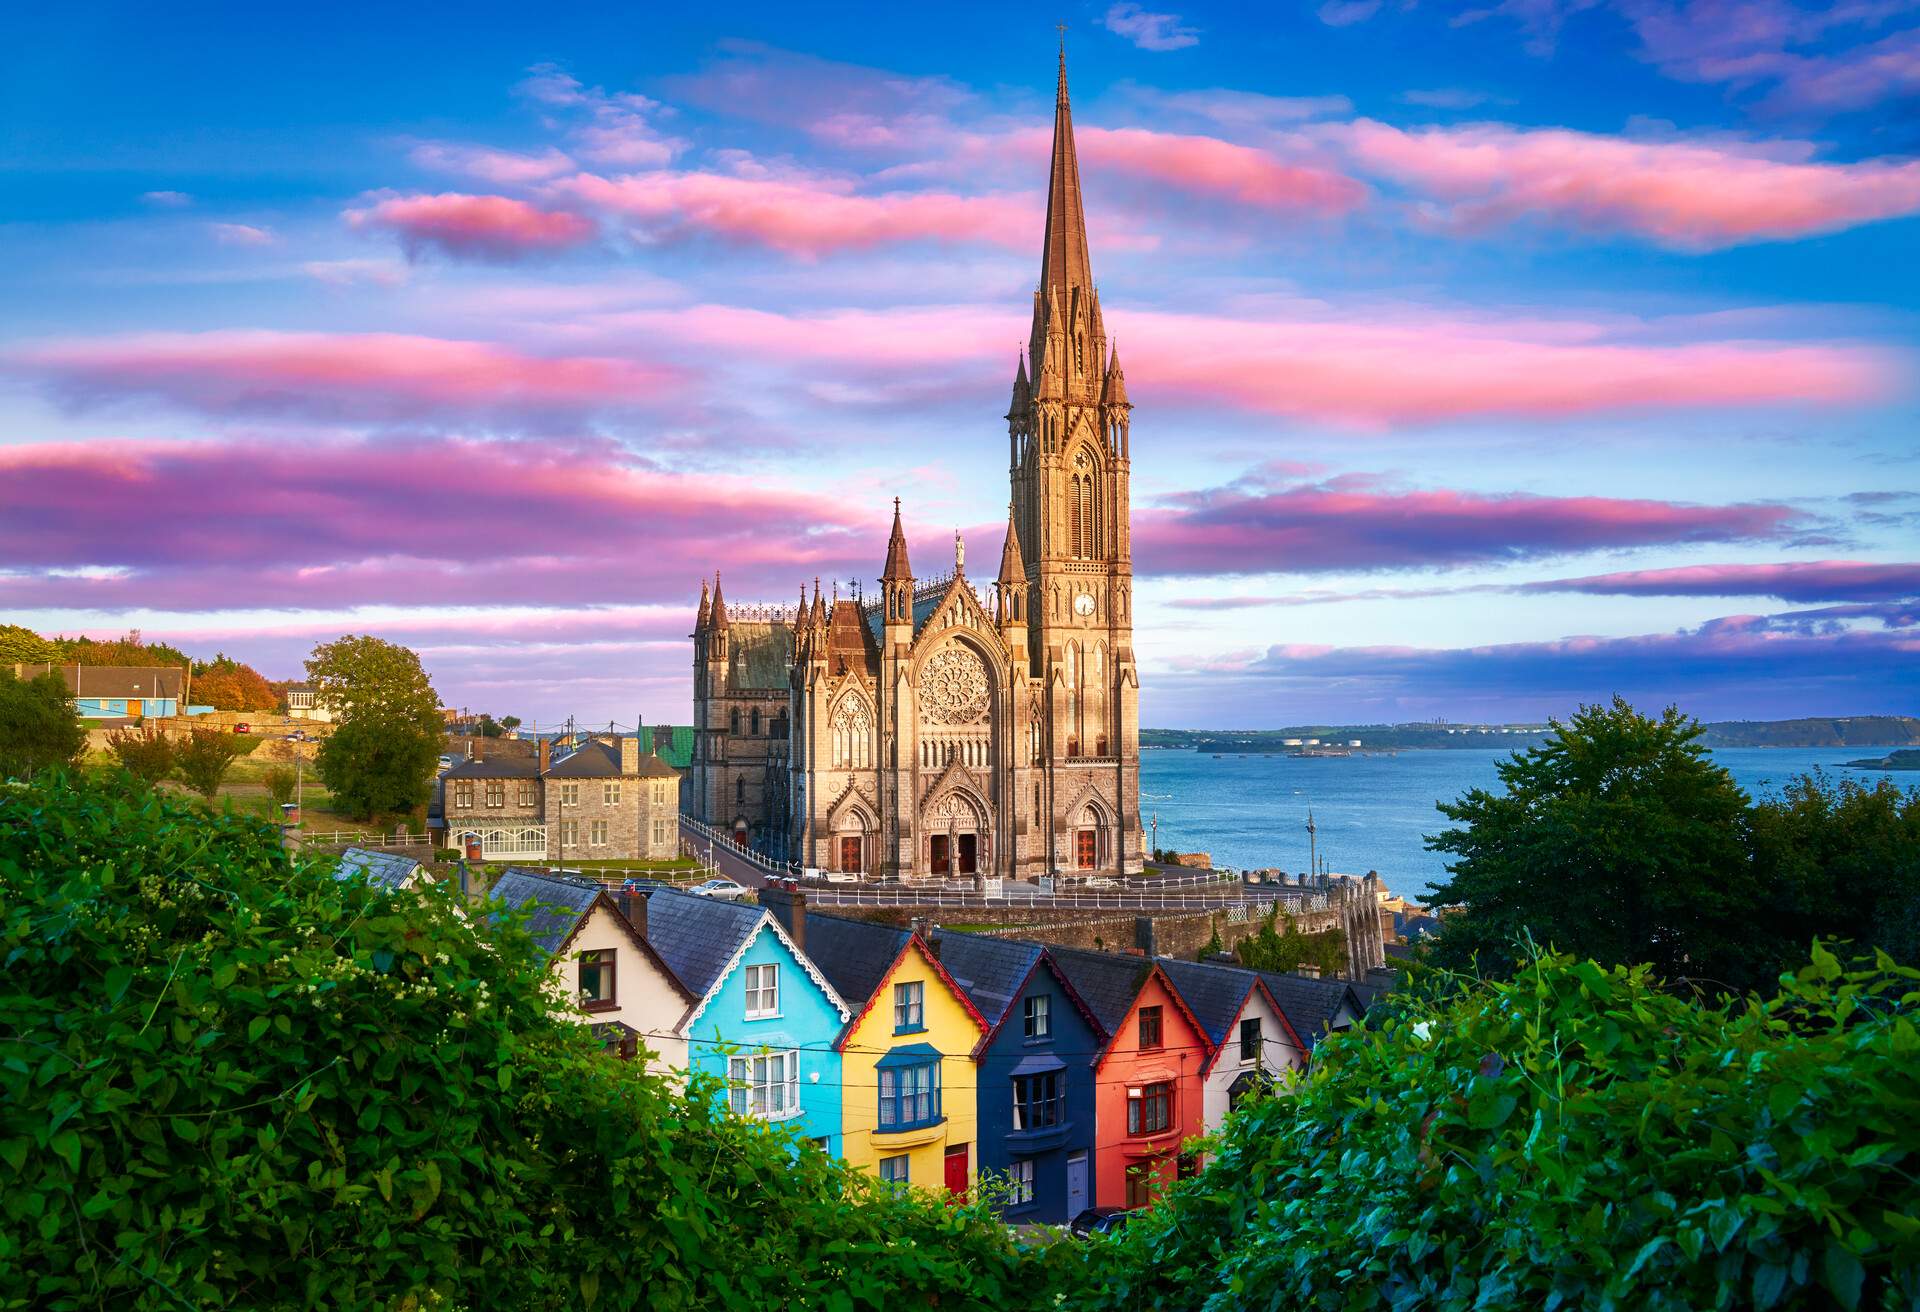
(696, 576), (711, 629)
(1031, 43), (1095, 372)
(709, 571), (727, 628)
(997, 501), (1026, 585)
(881, 497), (913, 582)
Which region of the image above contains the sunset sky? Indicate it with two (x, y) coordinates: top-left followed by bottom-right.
(3, 1), (1916, 727)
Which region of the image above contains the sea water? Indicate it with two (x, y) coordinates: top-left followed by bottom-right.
(1140, 746), (1908, 901)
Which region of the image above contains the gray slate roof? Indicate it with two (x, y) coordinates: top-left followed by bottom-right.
(641, 887), (765, 999)
(1046, 946), (1152, 1037)
(926, 930), (1041, 1029)
(805, 914), (911, 1006)
(333, 847), (424, 892)
(443, 755), (539, 780)
(1257, 971), (1363, 1050)
(1156, 957), (1258, 1048)
(489, 869), (602, 954)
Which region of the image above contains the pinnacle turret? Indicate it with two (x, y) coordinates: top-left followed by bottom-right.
(997, 502), (1027, 585)
(1006, 353), (1031, 419)
(881, 498), (912, 583)
(696, 576), (711, 629)
(709, 571), (727, 628)
(1103, 343), (1130, 408)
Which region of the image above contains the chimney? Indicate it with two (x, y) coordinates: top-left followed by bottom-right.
(538, 738), (551, 774)
(1296, 963), (1321, 979)
(621, 735), (639, 776)
(1133, 916), (1157, 957)
(617, 890), (649, 939)
(761, 883), (807, 956)
(925, 931), (941, 962)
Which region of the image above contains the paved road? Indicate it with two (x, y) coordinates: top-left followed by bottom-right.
(679, 817), (773, 889)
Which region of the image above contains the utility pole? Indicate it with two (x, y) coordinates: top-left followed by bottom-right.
(1306, 806), (1318, 884)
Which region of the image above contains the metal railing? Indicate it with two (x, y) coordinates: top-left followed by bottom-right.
(679, 814), (785, 876)
(299, 830), (432, 849)
(801, 886), (1253, 911)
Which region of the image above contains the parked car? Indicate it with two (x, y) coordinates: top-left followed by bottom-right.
(1067, 1208), (1134, 1238)
(233, 722), (251, 735)
(688, 878), (751, 900)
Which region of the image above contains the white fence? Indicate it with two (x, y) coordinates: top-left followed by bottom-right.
(801, 886), (1256, 912)
(299, 830), (433, 850)
(679, 815), (784, 876)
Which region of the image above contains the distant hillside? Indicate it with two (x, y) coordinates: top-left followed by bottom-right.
(1699, 717), (1920, 748)
(1145, 715), (1920, 752)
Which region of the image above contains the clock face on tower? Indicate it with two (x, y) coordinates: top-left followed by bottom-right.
(1073, 592), (1096, 616)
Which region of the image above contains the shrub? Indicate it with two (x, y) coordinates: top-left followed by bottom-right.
(105, 724), (175, 784)
(0, 670), (86, 780)
(0, 773), (1029, 1310)
(1044, 945), (1920, 1311)
(172, 727), (250, 798)
(264, 765), (297, 807)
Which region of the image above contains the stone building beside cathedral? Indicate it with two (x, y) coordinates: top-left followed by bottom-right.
(689, 52), (1144, 880)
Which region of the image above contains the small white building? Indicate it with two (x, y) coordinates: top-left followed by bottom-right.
(488, 869), (693, 1071)
(285, 684), (335, 723)
(1158, 959), (1309, 1143)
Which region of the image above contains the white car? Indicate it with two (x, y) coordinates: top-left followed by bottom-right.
(689, 878), (751, 900)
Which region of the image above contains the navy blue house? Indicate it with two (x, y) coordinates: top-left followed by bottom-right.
(929, 929), (1107, 1224)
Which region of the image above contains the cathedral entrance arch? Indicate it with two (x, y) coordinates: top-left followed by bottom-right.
(926, 787), (989, 877)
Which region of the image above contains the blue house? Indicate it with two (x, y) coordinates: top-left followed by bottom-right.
(928, 929), (1107, 1223)
(641, 886), (850, 1155)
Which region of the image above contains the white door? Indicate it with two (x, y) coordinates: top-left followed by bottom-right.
(1066, 1150), (1089, 1218)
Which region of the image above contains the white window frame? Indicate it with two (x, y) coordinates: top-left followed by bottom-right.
(560, 782), (579, 807)
(589, 819), (608, 847)
(727, 1049), (800, 1120)
(744, 963), (779, 1018)
(1023, 993), (1050, 1040)
(604, 782), (621, 806)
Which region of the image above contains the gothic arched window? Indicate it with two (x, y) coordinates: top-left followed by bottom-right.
(750, 707), (760, 735)
(735, 777), (746, 804)
(729, 708), (740, 735)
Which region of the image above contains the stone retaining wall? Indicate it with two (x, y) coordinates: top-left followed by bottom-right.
(804, 899), (1345, 961)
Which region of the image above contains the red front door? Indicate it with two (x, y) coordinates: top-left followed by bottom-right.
(1076, 829), (1097, 869)
(930, 835), (950, 874)
(839, 836), (862, 872)
(943, 1143), (969, 1196)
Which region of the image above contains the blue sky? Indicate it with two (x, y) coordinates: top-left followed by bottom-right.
(2, 0), (1915, 727)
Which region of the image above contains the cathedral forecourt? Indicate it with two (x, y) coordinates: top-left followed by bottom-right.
(690, 47), (1145, 881)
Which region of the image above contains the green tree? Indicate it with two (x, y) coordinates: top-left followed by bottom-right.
(308, 635), (443, 820)
(1235, 905), (1346, 976)
(172, 727), (249, 799)
(500, 715), (522, 732)
(1424, 698), (1761, 989)
(0, 669), (86, 779)
(0, 623), (57, 664)
(264, 764), (297, 807)
(1750, 771), (1920, 969)
(104, 724), (175, 784)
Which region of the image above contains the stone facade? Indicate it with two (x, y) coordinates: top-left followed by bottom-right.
(690, 51), (1144, 879)
(439, 735), (681, 863)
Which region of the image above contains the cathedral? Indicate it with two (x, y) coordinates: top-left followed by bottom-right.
(689, 50), (1144, 880)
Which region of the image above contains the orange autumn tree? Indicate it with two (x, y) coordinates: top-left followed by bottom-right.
(190, 656), (279, 711)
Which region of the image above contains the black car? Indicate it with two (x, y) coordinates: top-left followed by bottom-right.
(1067, 1208), (1134, 1238)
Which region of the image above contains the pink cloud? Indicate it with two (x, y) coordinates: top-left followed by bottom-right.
(1339, 118), (1920, 248)
(1079, 126), (1365, 214)
(208, 222), (276, 246)
(556, 169), (1035, 256)
(14, 330), (681, 420)
(1525, 559), (1920, 602)
(1625, 2), (1920, 113)
(346, 192), (598, 261)
(1134, 471), (1802, 575)
(603, 298), (1893, 427)
(0, 435), (880, 611)
(407, 140), (577, 184)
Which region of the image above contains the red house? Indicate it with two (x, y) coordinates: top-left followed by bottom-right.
(1049, 947), (1209, 1210)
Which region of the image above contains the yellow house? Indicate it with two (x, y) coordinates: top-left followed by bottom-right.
(806, 912), (986, 1195)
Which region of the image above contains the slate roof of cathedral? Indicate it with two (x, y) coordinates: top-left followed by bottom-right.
(1045, 945), (1153, 1036)
(1155, 957), (1259, 1048)
(640, 887), (765, 1000)
(805, 914), (912, 1006)
(333, 847), (424, 892)
(726, 623), (794, 690)
(925, 930), (1042, 1028)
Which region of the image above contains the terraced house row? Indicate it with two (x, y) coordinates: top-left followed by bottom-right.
(341, 853), (1372, 1222)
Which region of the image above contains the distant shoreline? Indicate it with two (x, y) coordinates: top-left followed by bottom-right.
(1143, 715), (1920, 753)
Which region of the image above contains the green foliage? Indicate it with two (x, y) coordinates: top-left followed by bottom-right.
(0, 670), (86, 780)
(1751, 772), (1920, 969)
(105, 724), (176, 784)
(0, 624), (57, 665)
(172, 727), (249, 799)
(48, 629), (193, 670)
(1045, 945), (1920, 1311)
(309, 636), (444, 821)
(0, 773), (1029, 1310)
(1425, 698), (1763, 989)
(1234, 904), (1345, 977)
(264, 765), (298, 807)
(500, 715), (522, 731)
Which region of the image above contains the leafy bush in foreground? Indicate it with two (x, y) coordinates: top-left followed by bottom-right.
(1043, 947), (1920, 1310)
(0, 773), (1024, 1310)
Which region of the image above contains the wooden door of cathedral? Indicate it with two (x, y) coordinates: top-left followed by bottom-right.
(839, 836), (862, 873)
(957, 833), (977, 875)
(1075, 829), (1097, 869)
(930, 835), (951, 875)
